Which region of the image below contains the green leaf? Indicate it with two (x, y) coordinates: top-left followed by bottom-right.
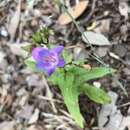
(48, 68), (65, 87)
(72, 59), (85, 65)
(40, 27), (54, 44)
(62, 50), (72, 64)
(66, 66), (115, 86)
(61, 72), (84, 128)
(81, 67), (115, 81)
(32, 27), (54, 44)
(49, 70), (84, 128)
(25, 57), (36, 71)
(32, 31), (43, 44)
(80, 83), (111, 104)
(82, 31), (111, 46)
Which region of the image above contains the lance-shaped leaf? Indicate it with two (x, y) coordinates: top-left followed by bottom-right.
(49, 70), (84, 128)
(80, 83), (111, 104)
(61, 72), (84, 128)
(80, 67), (115, 81)
(66, 66), (115, 86)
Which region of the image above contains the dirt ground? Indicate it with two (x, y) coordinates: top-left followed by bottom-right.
(0, 0), (130, 130)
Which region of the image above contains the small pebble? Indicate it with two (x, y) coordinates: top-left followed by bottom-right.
(104, 11), (109, 16)
(0, 27), (8, 37)
(93, 81), (101, 88)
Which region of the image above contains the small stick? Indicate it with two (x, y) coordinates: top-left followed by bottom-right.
(65, 44), (84, 49)
(42, 76), (57, 113)
(117, 102), (130, 108)
(37, 95), (62, 103)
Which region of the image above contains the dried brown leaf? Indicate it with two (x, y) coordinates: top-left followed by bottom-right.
(7, 42), (29, 58)
(0, 88), (13, 109)
(15, 105), (34, 120)
(0, 94), (13, 108)
(28, 109), (40, 124)
(8, 0), (21, 41)
(94, 19), (111, 33)
(0, 121), (15, 130)
(58, 1), (88, 25)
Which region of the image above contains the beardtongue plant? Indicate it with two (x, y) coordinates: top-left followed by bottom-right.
(23, 27), (115, 128)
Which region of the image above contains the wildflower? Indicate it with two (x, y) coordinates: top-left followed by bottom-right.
(32, 46), (65, 76)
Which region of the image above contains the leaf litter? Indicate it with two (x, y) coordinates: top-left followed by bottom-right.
(58, 1), (89, 25)
(0, 0), (130, 130)
(8, 0), (22, 42)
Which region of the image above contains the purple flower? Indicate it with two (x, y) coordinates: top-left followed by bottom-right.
(32, 46), (65, 76)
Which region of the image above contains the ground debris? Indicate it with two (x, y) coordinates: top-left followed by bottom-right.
(0, 121), (16, 130)
(8, 0), (21, 42)
(98, 91), (130, 130)
(58, 1), (88, 25)
(0, 0), (130, 130)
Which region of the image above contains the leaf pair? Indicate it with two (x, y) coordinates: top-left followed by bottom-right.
(49, 66), (115, 128)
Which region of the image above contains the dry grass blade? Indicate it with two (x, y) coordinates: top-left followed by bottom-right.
(42, 76), (57, 113)
(58, 1), (88, 25)
(42, 112), (78, 130)
(8, 0), (21, 42)
(37, 95), (62, 103)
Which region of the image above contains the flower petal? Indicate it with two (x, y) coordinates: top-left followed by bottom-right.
(50, 46), (64, 54)
(46, 67), (56, 76)
(39, 49), (49, 58)
(36, 61), (55, 76)
(36, 61), (50, 71)
(57, 58), (65, 67)
(32, 47), (48, 61)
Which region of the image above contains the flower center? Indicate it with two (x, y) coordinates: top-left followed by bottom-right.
(43, 55), (56, 63)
